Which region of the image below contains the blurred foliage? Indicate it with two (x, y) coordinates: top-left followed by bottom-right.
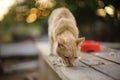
(0, 0), (120, 43)
(63, 0), (120, 42)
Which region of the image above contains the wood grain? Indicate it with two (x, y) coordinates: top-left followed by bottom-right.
(92, 46), (120, 64)
(36, 42), (118, 80)
(79, 53), (120, 80)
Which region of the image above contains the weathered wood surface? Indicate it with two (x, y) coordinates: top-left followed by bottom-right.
(0, 41), (38, 57)
(0, 41), (39, 74)
(93, 46), (120, 64)
(38, 52), (61, 80)
(79, 53), (120, 80)
(36, 42), (120, 80)
(3, 60), (38, 73)
(100, 42), (120, 49)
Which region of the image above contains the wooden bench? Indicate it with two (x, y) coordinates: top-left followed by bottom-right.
(0, 41), (38, 73)
(36, 42), (120, 80)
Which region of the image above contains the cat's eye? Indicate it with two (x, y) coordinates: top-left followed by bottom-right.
(58, 43), (65, 49)
(59, 45), (64, 48)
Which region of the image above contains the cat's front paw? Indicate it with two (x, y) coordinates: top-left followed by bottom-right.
(54, 57), (64, 66)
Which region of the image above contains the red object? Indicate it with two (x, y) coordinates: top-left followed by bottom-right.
(81, 40), (100, 53)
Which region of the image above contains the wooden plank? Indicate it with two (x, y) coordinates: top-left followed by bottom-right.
(35, 42), (114, 80)
(0, 41), (38, 57)
(100, 42), (120, 49)
(92, 46), (120, 64)
(3, 60), (38, 73)
(79, 53), (120, 80)
(38, 55), (61, 80)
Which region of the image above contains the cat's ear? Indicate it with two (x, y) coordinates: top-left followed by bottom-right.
(76, 37), (85, 47)
(58, 38), (64, 48)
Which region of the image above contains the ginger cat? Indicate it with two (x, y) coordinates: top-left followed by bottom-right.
(48, 7), (85, 67)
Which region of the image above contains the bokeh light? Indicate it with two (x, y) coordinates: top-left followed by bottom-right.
(97, 0), (104, 8)
(117, 11), (120, 20)
(96, 8), (106, 17)
(30, 8), (39, 14)
(35, 0), (55, 10)
(105, 5), (114, 17)
(25, 0), (55, 23)
(0, 0), (16, 21)
(26, 13), (37, 23)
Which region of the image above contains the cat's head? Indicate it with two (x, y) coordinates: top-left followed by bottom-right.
(56, 37), (85, 67)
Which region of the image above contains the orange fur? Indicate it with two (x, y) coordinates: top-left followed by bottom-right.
(48, 8), (85, 66)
